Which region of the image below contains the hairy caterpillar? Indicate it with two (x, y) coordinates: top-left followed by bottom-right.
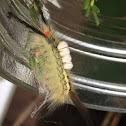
(28, 26), (73, 117)
(7, 0), (93, 125)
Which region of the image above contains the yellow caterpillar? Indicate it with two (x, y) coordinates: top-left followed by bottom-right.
(28, 24), (73, 116)
(7, 0), (93, 125)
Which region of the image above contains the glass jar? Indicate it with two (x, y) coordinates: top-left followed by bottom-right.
(43, 0), (126, 112)
(0, 0), (126, 112)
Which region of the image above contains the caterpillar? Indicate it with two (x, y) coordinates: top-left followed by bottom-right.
(7, 0), (93, 125)
(28, 25), (73, 116)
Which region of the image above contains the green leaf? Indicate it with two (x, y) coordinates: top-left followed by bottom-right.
(90, 0), (94, 6)
(85, 6), (91, 17)
(36, 70), (43, 82)
(84, 0), (90, 9)
(35, 63), (44, 82)
(35, 57), (39, 63)
(92, 5), (100, 13)
(93, 11), (100, 25)
(29, 56), (36, 69)
(35, 57), (44, 65)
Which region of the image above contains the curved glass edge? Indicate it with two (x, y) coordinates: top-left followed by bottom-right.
(75, 87), (126, 113)
(72, 74), (126, 94)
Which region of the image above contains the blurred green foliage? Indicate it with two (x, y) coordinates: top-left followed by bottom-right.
(84, 0), (100, 25)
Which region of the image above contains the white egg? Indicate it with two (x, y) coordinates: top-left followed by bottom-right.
(62, 55), (72, 63)
(57, 41), (68, 50)
(60, 48), (70, 56)
(64, 62), (73, 70)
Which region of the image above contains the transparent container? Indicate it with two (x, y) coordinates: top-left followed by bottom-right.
(43, 0), (126, 112)
(0, 0), (126, 112)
